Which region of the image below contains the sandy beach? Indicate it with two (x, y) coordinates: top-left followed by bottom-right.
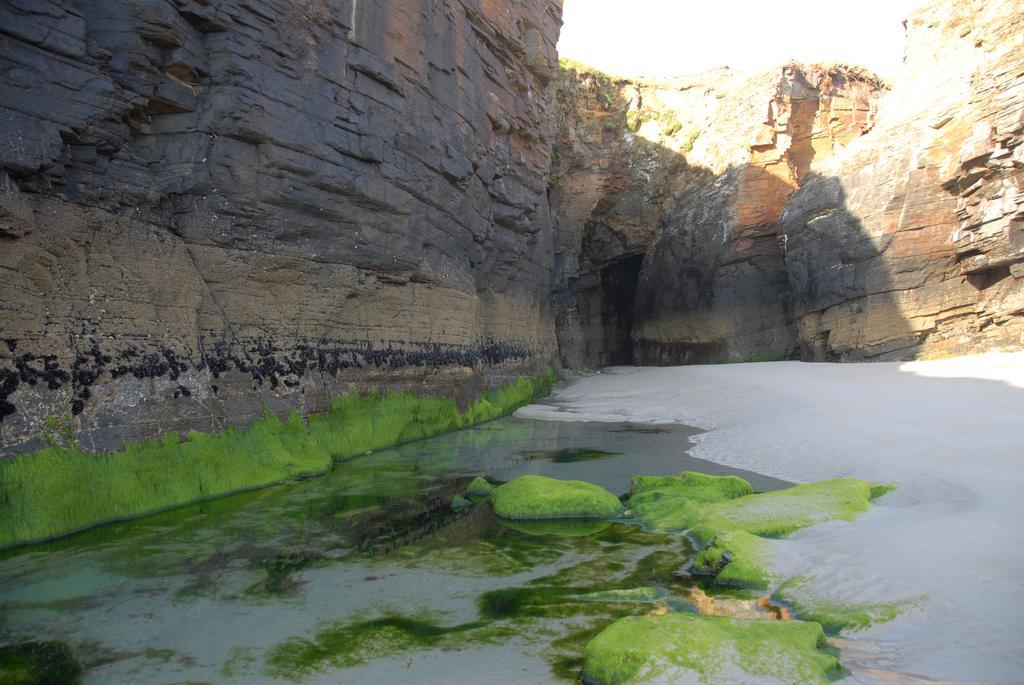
(518, 353), (1024, 683)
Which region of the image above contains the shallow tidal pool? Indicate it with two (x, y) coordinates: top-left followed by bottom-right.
(0, 417), (789, 684)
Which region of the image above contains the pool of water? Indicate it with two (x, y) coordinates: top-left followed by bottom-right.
(0, 417), (789, 684)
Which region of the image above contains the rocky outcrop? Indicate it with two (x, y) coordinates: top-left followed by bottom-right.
(781, 0), (1024, 359)
(548, 65), (697, 368)
(551, 63), (886, 366)
(555, 0), (1023, 366)
(633, 65), (886, 364)
(0, 0), (562, 454)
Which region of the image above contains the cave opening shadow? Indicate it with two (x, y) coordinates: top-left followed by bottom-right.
(599, 255), (645, 365)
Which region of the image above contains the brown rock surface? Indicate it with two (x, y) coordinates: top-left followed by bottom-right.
(781, 0), (1024, 359)
(551, 62), (885, 366)
(0, 0), (562, 453)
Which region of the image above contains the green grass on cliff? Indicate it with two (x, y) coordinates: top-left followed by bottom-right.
(0, 370), (556, 549)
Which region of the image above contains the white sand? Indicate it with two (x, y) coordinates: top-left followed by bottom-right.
(517, 353), (1024, 684)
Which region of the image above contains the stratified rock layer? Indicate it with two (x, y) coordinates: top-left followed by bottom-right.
(781, 0), (1024, 359)
(633, 65), (886, 364)
(0, 0), (562, 453)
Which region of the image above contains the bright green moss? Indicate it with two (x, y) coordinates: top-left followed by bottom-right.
(0, 370), (555, 549)
(629, 474), (874, 595)
(582, 613), (841, 685)
(464, 476), (494, 497)
(691, 530), (776, 590)
(773, 576), (924, 634)
(489, 475), (625, 520)
(629, 471), (753, 501)
(630, 476), (872, 537)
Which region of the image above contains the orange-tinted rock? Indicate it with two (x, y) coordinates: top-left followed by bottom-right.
(781, 0), (1024, 359)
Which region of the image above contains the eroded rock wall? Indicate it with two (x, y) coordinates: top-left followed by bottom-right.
(781, 0), (1024, 359)
(0, 0), (562, 453)
(634, 65), (885, 364)
(551, 63), (885, 366)
(555, 0), (1023, 367)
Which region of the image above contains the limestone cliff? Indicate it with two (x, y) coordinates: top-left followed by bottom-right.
(0, 0), (562, 454)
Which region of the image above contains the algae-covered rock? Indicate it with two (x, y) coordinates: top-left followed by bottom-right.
(578, 587), (663, 604)
(450, 495), (473, 511)
(582, 613), (840, 684)
(629, 473), (874, 598)
(630, 476), (872, 536)
(629, 471), (753, 501)
(465, 476), (494, 497)
(0, 641), (83, 685)
(490, 475), (624, 520)
(691, 530), (776, 590)
(500, 518), (613, 537)
(772, 576), (924, 633)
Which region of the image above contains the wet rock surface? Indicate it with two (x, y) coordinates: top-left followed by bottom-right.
(0, 0), (562, 453)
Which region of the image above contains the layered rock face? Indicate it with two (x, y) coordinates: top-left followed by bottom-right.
(781, 0), (1024, 359)
(551, 64), (886, 366)
(0, 0), (562, 453)
(549, 67), (696, 368)
(555, 0), (1023, 367)
(633, 66), (885, 364)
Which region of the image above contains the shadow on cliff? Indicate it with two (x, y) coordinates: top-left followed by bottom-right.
(550, 66), (919, 367)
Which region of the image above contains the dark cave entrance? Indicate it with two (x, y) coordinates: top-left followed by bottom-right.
(598, 255), (644, 365)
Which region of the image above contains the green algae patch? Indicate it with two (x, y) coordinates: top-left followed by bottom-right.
(464, 476), (494, 497)
(628, 473), (873, 596)
(691, 530), (776, 590)
(578, 586), (663, 603)
(0, 370), (556, 549)
(773, 576), (924, 634)
(582, 613), (841, 685)
(630, 475), (872, 537)
(870, 483), (897, 499)
(629, 471), (753, 502)
(450, 494), (473, 511)
(0, 641), (83, 685)
(263, 613), (500, 680)
(490, 475), (625, 520)
(500, 517), (613, 538)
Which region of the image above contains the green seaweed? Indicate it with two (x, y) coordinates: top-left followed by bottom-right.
(630, 474), (873, 537)
(628, 471), (753, 502)
(464, 476), (494, 497)
(582, 613), (842, 685)
(450, 494), (473, 511)
(772, 576), (924, 633)
(500, 518), (613, 538)
(690, 531), (775, 590)
(577, 587), (663, 603)
(490, 475), (624, 520)
(263, 613), (512, 680)
(0, 370), (555, 549)
(870, 483), (897, 499)
(0, 641), (83, 685)
(628, 473), (875, 603)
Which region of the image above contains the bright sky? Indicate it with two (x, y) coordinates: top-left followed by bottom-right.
(558, 0), (929, 79)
